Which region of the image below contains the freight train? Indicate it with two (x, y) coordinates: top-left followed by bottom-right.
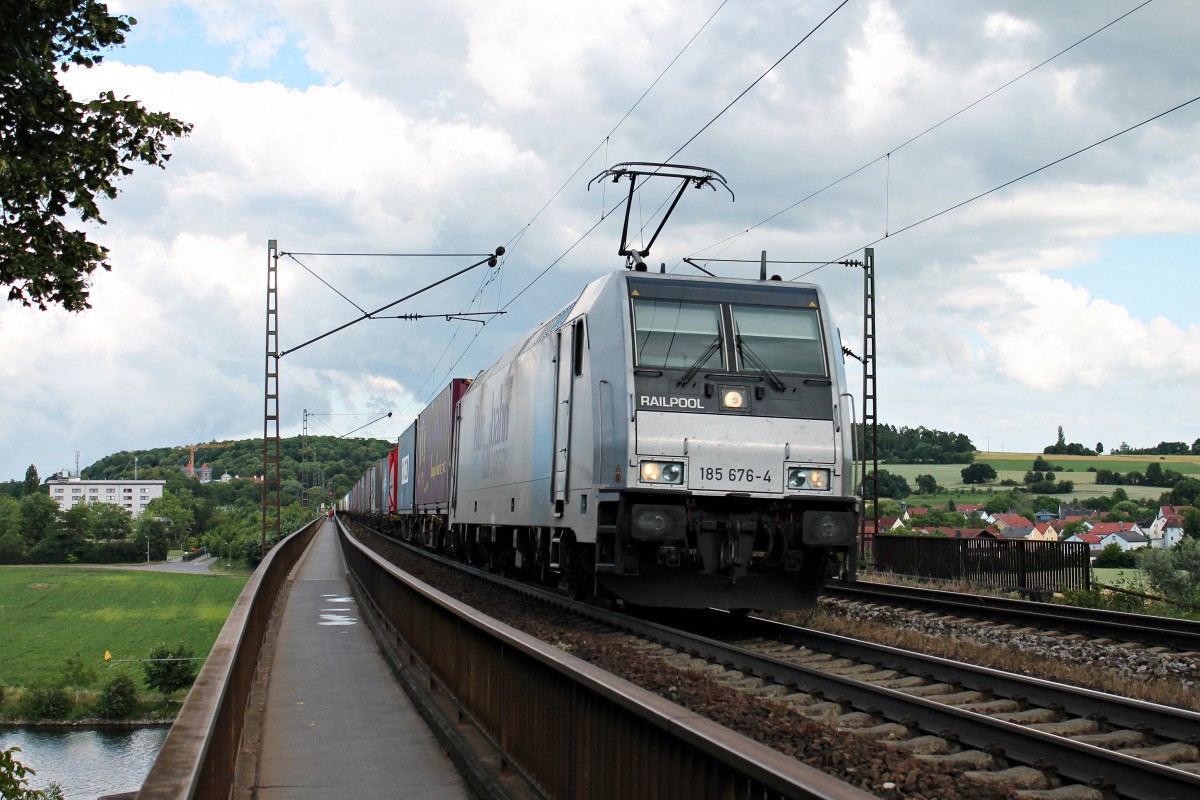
(340, 262), (859, 609)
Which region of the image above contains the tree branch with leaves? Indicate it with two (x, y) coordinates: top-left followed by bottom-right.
(1, 1), (191, 311)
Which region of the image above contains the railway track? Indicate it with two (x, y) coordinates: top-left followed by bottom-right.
(823, 580), (1200, 654)
(638, 610), (1200, 800)
(357, 527), (1200, 799)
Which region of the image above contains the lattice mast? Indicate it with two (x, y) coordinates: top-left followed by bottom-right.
(262, 240), (282, 555)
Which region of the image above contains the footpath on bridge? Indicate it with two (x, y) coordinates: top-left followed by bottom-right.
(253, 519), (473, 799)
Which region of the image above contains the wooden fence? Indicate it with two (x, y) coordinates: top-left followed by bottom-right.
(872, 535), (1091, 593)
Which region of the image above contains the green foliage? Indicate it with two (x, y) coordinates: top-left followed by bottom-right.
(1093, 542), (1137, 569)
(1183, 508), (1200, 538)
(1061, 519), (1089, 538)
(914, 474), (938, 494)
(18, 684), (72, 720)
(81, 435), (393, 509)
(862, 469), (910, 499)
(93, 673), (138, 719)
(961, 463), (997, 485)
(144, 642), (199, 695)
(0, 1), (191, 311)
(1138, 539), (1200, 606)
(57, 652), (97, 689)
(1167, 478), (1200, 507)
(1043, 426), (1097, 456)
(22, 466), (40, 496)
(19, 492), (58, 547)
(853, 424), (975, 464)
(0, 746), (64, 800)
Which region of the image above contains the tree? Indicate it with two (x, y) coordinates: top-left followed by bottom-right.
(1, 1), (191, 311)
(915, 474), (938, 494)
(1096, 442), (1104, 455)
(0, 496), (23, 563)
(862, 469), (910, 499)
(1138, 539), (1200, 605)
(961, 463), (997, 484)
(141, 493), (195, 548)
(21, 465), (39, 496)
(19, 492), (59, 549)
(93, 673), (137, 720)
(144, 642), (199, 695)
(1182, 508), (1200, 539)
(1166, 478), (1200, 507)
(1094, 541), (1136, 569)
(1032, 456), (1052, 471)
(89, 502), (132, 541)
(1061, 519), (1089, 538)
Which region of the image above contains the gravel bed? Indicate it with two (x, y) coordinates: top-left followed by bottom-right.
(818, 597), (1200, 691)
(355, 531), (1018, 800)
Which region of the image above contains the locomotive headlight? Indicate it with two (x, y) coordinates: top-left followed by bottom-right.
(787, 467), (831, 491)
(721, 387), (748, 410)
(640, 460), (685, 484)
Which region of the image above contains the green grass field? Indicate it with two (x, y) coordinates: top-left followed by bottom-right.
(0, 567), (247, 691)
(883, 452), (1199, 505)
(1092, 568), (1148, 590)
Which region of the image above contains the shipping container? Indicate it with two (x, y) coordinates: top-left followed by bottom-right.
(415, 378), (471, 514)
(395, 422), (417, 514)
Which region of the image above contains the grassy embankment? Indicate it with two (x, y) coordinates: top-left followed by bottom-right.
(884, 452), (1200, 505)
(0, 566), (247, 707)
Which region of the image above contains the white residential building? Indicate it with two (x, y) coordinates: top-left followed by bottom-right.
(47, 479), (165, 517)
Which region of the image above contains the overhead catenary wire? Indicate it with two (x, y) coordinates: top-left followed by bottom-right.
(688, 0), (1160, 266)
(791, 92), (1200, 280)
(400, 3), (733, 406)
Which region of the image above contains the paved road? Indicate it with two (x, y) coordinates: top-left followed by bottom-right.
(98, 556), (226, 574)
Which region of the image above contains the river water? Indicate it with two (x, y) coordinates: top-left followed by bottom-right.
(0, 727), (169, 799)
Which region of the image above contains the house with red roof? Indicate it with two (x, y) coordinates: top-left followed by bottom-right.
(990, 513), (1034, 531)
(928, 527), (999, 539)
(1063, 531), (1103, 557)
(1030, 522), (1058, 541)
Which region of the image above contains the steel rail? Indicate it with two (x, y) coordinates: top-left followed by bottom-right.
(618, 611), (1200, 800)
(355, 527), (1200, 800)
(339, 522), (872, 800)
(824, 580), (1200, 651)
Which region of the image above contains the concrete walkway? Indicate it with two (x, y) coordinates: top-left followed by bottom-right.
(256, 520), (473, 799)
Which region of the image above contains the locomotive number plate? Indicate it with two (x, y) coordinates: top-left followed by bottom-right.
(693, 465), (778, 491)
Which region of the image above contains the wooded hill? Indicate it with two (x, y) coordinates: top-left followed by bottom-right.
(80, 436), (395, 504)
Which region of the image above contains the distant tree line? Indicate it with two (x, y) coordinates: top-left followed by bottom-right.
(855, 424), (976, 464)
(0, 436), (394, 566)
(1110, 439), (1200, 456)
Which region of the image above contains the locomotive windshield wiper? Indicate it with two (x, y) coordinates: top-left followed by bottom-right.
(735, 333), (786, 391)
(676, 335), (722, 385)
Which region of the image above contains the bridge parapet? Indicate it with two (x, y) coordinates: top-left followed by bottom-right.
(137, 517), (323, 800)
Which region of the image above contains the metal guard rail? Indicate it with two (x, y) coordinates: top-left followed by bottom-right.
(137, 517), (324, 800)
(338, 526), (868, 800)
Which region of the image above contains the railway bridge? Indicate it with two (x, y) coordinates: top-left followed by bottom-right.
(132, 517), (861, 800)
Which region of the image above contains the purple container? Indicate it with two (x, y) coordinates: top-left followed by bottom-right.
(415, 378), (471, 514)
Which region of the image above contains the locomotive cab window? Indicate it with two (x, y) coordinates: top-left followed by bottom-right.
(632, 298), (724, 369)
(731, 305), (826, 376)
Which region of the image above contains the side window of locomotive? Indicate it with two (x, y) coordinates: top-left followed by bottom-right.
(572, 318), (585, 377)
(730, 305), (826, 375)
(632, 298), (724, 369)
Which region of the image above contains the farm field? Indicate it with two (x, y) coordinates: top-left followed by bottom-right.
(0, 566), (247, 690)
(884, 452), (1199, 505)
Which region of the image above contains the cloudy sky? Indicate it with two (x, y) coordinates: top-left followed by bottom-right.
(2, 0), (1197, 482)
